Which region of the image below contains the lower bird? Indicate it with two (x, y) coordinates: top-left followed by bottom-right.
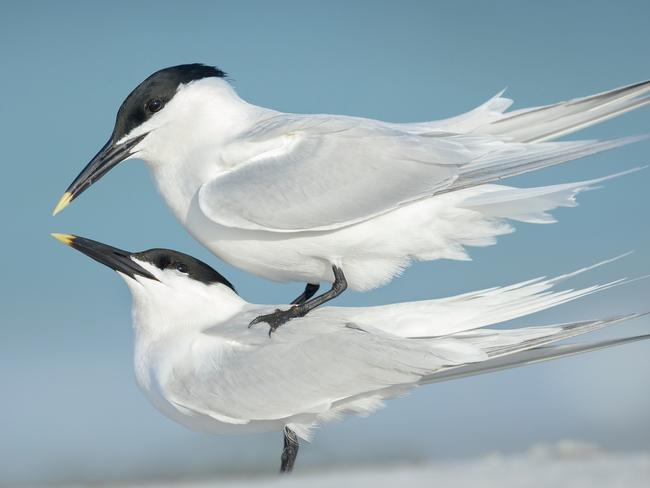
(52, 233), (648, 473)
(53, 65), (650, 331)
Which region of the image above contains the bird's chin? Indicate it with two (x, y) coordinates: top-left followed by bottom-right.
(123, 130), (166, 165)
(121, 149), (144, 165)
(118, 271), (150, 290)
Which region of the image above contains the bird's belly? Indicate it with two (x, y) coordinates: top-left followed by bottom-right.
(207, 235), (330, 283)
(143, 387), (283, 436)
(181, 188), (471, 291)
(185, 199), (334, 283)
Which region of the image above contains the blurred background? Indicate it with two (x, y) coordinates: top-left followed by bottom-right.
(1, 0), (649, 485)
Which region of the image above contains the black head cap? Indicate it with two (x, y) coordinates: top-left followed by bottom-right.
(133, 248), (236, 292)
(113, 64), (227, 142)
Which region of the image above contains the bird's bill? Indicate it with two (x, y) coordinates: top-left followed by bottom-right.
(52, 134), (147, 216)
(51, 233), (158, 281)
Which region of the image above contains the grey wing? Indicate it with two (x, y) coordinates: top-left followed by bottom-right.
(199, 111), (636, 233)
(198, 114), (479, 232)
(163, 317), (469, 423)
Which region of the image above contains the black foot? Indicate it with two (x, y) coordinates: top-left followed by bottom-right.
(249, 306), (304, 336)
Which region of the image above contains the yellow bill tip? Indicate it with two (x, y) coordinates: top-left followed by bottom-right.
(52, 192), (73, 216)
(51, 233), (76, 246)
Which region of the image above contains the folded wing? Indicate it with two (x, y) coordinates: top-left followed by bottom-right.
(199, 108), (643, 232)
(200, 115), (467, 231)
(164, 318), (469, 424)
(164, 310), (647, 437)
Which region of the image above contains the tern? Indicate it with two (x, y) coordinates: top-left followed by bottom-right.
(53, 64), (650, 331)
(52, 233), (648, 473)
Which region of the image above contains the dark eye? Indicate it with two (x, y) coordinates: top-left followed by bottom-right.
(175, 263), (189, 273)
(146, 98), (164, 113)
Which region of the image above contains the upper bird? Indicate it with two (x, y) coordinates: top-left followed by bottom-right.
(53, 64), (650, 330)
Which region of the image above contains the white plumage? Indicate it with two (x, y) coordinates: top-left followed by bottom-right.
(119, 254), (646, 442)
(132, 76), (648, 289)
(54, 233), (648, 470)
(57, 69), (650, 293)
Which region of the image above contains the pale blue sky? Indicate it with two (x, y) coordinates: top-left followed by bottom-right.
(1, 0), (649, 485)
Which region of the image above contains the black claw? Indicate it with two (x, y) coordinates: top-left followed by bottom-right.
(249, 306), (304, 336)
(250, 267), (348, 339)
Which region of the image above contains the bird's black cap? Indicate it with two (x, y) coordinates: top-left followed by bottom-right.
(134, 248), (235, 290)
(113, 63), (227, 142)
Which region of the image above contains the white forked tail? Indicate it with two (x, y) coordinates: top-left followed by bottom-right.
(340, 167), (643, 292)
(459, 167), (645, 224)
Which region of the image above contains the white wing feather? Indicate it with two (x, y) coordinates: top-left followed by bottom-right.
(162, 255), (645, 430)
(199, 111), (643, 232)
(424, 330), (650, 384)
(165, 318), (475, 424)
(400, 79), (650, 142)
(323, 253), (637, 337)
(201, 116), (471, 231)
(164, 309), (647, 437)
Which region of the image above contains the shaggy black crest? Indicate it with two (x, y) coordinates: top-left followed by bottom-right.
(112, 63), (227, 141)
(135, 248), (236, 291)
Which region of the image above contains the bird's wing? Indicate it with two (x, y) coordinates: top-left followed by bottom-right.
(423, 314), (650, 384)
(163, 315), (478, 423)
(198, 112), (640, 233)
(198, 114), (484, 232)
(326, 253), (638, 338)
(421, 335), (650, 385)
(161, 308), (647, 430)
(397, 80), (650, 142)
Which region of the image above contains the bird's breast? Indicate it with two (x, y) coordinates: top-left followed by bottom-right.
(133, 338), (169, 409)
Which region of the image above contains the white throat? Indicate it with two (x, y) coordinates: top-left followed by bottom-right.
(123, 270), (245, 341)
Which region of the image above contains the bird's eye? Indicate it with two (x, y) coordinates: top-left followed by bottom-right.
(175, 263), (189, 273)
(146, 98), (164, 113)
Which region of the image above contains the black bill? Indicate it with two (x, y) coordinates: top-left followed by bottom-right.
(52, 133), (146, 215)
(51, 233), (157, 280)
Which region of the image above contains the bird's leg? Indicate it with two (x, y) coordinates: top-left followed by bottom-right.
(293, 266), (347, 315)
(250, 266), (348, 335)
(280, 426), (299, 473)
(290, 283), (320, 305)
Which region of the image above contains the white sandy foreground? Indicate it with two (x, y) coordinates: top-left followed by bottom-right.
(110, 441), (649, 488)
